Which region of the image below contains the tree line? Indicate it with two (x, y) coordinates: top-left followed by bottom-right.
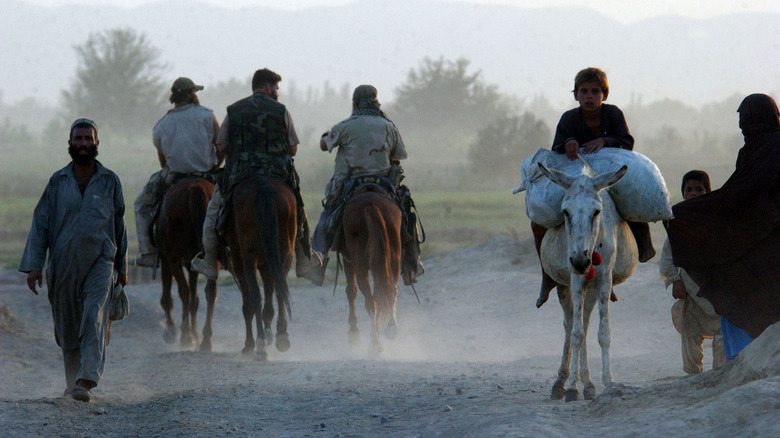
(2, 28), (747, 197)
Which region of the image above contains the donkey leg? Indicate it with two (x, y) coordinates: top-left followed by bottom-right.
(344, 262), (361, 346)
(552, 286), (572, 400)
(581, 290), (598, 400)
(598, 283), (614, 386)
(200, 278), (218, 352)
(159, 260), (177, 344)
(565, 281), (586, 402)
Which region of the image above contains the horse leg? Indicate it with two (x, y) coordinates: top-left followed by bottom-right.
(344, 261), (361, 346)
(172, 262), (193, 348)
(384, 285), (399, 340)
(552, 285), (572, 400)
(159, 258), (177, 344)
(187, 268), (200, 345)
(244, 262), (267, 361)
(384, 238), (402, 340)
(581, 290), (598, 400)
(565, 279), (586, 402)
(233, 254), (256, 356)
(200, 278), (218, 352)
(597, 279), (614, 387)
(258, 268), (286, 353)
(357, 271), (380, 357)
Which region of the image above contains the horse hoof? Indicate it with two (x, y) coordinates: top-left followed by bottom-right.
(564, 389), (581, 402)
(551, 381), (566, 400)
(163, 326), (177, 344)
(241, 346), (254, 357)
(384, 324), (398, 340)
(255, 349), (268, 361)
(348, 329), (361, 347)
(276, 333), (290, 352)
(199, 340), (212, 352)
(180, 332), (193, 348)
(263, 329), (274, 346)
(584, 385), (597, 400)
(368, 344), (383, 358)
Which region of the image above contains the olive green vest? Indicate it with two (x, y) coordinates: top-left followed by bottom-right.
(224, 93), (291, 191)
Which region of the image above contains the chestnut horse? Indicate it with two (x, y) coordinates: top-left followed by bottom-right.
(223, 175), (294, 360)
(155, 177), (218, 350)
(340, 190), (402, 356)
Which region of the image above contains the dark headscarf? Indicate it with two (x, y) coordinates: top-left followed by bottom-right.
(737, 93), (780, 139)
(665, 94), (780, 338)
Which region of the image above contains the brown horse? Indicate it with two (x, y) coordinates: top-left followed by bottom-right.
(223, 175), (295, 360)
(155, 177), (218, 350)
(340, 190), (402, 356)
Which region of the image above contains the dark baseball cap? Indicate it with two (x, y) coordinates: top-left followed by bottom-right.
(171, 77), (204, 92)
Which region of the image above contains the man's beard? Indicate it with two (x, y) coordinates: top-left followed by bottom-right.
(68, 145), (98, 166)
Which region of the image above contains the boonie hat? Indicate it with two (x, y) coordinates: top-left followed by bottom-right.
(171, 77), (204, 92)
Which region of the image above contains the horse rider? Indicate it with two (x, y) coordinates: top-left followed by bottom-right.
(191, 68), (323, 283)
(309, 84), (424, 286)
(132, 77), (221, 267)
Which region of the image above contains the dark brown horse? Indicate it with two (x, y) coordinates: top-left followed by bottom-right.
(155, 177), (218, 350)
(340, 190), (402, 356)
(224, 175), (295, 360)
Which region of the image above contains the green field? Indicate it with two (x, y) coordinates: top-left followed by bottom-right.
(0, 190), (531, 269)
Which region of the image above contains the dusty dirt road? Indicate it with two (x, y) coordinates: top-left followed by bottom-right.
(1, 236), (778, 437)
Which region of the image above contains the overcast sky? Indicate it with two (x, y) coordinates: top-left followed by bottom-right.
(24, 0), (780, 23)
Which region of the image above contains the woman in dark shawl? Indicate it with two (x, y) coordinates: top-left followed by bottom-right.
(666, 93), (780, 340)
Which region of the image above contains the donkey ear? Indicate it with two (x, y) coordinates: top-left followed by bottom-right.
(538, 163), (573, 189)
(594, 165), (628, 190)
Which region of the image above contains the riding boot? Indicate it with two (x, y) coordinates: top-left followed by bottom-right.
(532, 222), (559, 308)
(294, 211), (326, 285)
(133, 171), (164, 267)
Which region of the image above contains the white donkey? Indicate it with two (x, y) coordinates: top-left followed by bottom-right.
(538, 160), (638, 402)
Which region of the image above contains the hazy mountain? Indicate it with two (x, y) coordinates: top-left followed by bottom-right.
(1, 0), (778, 108)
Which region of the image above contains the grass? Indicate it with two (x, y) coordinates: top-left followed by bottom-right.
(0, 190), (530, 269)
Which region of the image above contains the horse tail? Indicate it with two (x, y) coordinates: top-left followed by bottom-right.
(365, 204), (392, 305)
(254, 184), (291, 317)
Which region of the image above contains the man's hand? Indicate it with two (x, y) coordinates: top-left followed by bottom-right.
(581, 138), (607, 154)
(672, 280), (687, 300)
(115, 273), (128, 287)
(564, 139), (579, 160)
(27, 271), (42, 295)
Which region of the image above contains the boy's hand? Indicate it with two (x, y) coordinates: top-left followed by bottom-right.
(581, 138), (607, 154)
(564, 140), (579, 160)
(672, 280), (687, 299)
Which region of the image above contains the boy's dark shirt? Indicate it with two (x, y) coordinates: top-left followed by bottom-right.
(551, 104), (634, 153)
